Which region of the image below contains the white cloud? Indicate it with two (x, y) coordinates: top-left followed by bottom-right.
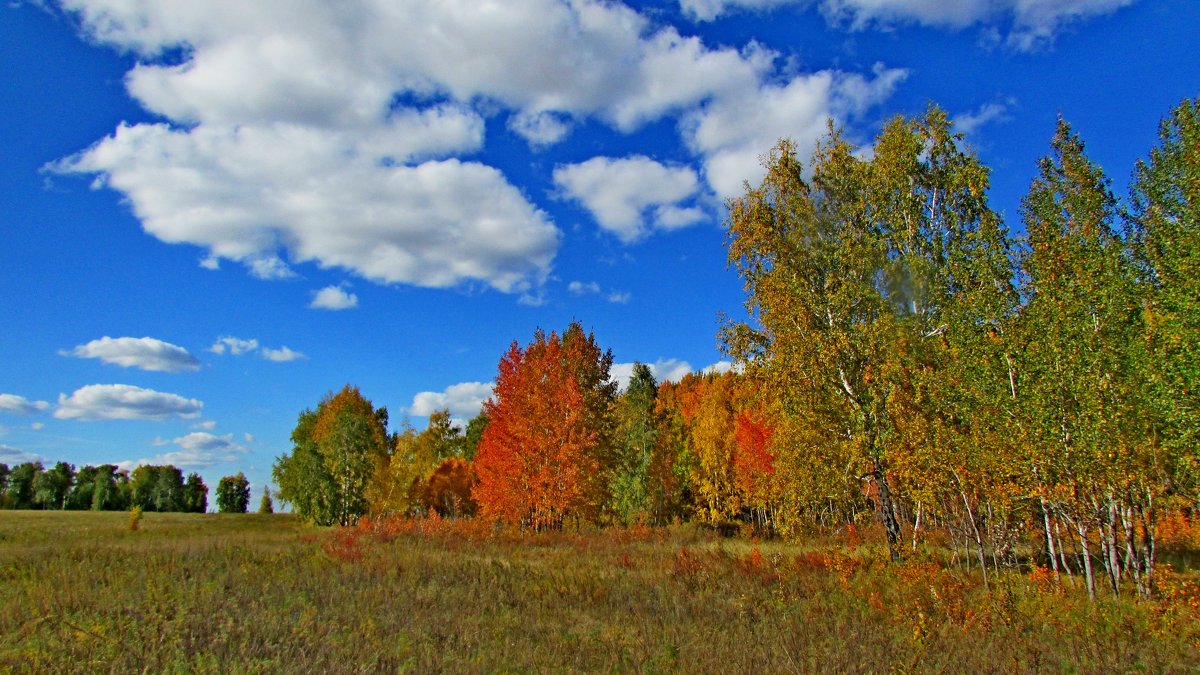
(685, 0), (1137, 50)
(0, 444), (42, 464)
(247, 255), (296, 280)
(684, 63), (907, 199)
(30, 423), (45, 431)
(0, 394), (51, 415)
(199, 255), (220, 270)
(191, 420), (218, 430)
(681, 0), (797, 21)
(63, 336), (201, 373)
(555, 156), (706, 243)
(953, 100), (1014, 137)
(55, 123), (558, 294)
(260, 346), (305, 362)
(702, 360), (735, 375)
(508, 110), (574, 147)
(611, 358), (695, 391)
(568, 281), (602, 296)
(410, 381), (495, 420)
(54, 384), (204, 421)
(606, 291), (632, 304)
(49, 0), (920, 293)
(310, 285), (358, 310)
(124, 432), (248, 470)
(209, 336), (259, 355)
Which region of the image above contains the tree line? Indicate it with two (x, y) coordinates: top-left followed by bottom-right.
(0, 461), (261, 514)
(273, 96), (1199, 601)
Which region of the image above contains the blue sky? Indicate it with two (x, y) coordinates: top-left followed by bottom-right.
(2, 0), (1197, 502)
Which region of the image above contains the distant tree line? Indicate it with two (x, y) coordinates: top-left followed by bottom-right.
(0, 461), (207, 512)
(0, 462), (263, 514)
(272, 96), (1199, 601)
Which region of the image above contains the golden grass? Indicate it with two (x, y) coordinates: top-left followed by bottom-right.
(1, 511), (1197, 672)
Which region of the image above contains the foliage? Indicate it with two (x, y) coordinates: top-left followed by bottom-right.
(274, 385), (390, 525)
(130, 465), (186, 512)
(1131, 96), (1200, 498)
(610, 363), (659, 524)
(215, 472), (251, 514)
(258, 487), (274, 514)
(420, 458), (477, 517)
(183, 473), (208, 514)
(474, 323), (616, 529)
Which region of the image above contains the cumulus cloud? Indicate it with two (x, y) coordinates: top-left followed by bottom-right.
(310, 285), (358, 310)
(410, 381), (495, 420)
(555, 156), (706, 243)
(55, 124), (558, 293)
(260, 346), (305, 362)
(0, 444), (42, 464)
(606, 291), (632, 304)
(702, 360), (736, 375)
(209, 336), (259, 355)
(509, 110), (574, 147)
(0, 394), (51, 415)
(209, 335), (303, 362)
(611, 358), (695, 391)
(683, 63), (907, 198)
(684, 0), (1137, 50)
(129, 432), (248, 469)
(54, 384), (203, 421)
(63, 336), (201, 373)
(47, 0), (925, 294)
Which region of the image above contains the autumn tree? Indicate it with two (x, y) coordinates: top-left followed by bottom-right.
(421, 458), (477, 517)
(216, 472), (251, 513)
(274, 385), (390, 525)
(724, 108), (1018, 558)
(1131, 96), (1200, 508)
(1018, 118), (1147, 597)
(473, 324), (615, 529)
(368, 410), (466, 517)
(258, 486), (274, 514)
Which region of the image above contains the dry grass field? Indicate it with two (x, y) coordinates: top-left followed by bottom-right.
(2, 511), (1198, 672)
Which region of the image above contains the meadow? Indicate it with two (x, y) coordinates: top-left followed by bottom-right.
(2, 511), (1198, 673)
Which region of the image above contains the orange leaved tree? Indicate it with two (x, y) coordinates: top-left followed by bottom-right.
(473, 325), (614, 529)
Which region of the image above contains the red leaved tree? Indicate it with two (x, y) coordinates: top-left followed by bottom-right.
(473, 327), (612, 529)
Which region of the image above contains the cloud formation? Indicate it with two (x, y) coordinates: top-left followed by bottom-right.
(209, 336), (259, 356)
(130, 432), (249, 469)
(310, 285), (358, 310)
(409, 381), (495, 420)
(63, 336), (200, 372)
(555, 156), (706, 243)
(48, 0), (917, 291)
(953, 99), (1015, 137)
(260, 346), (305, 362)
(611, 358), (695, 391)
(54, 384), (203, 421)
(0, 394), (51, 415)
(681, 0), (1137, 50)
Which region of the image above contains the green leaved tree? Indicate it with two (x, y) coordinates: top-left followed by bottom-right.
(216, 472), (251, 514)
